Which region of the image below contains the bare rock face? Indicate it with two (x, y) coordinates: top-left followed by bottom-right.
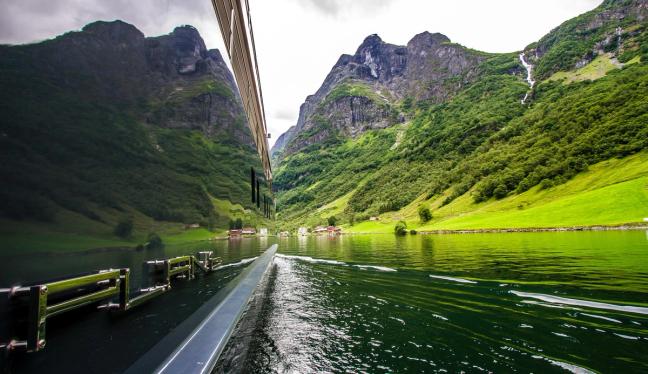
(325, 96), (393, 136)
(284, 94), (395, 155)
(142, 25), (253, 146)
(170, 26), (208, 74)
(271, 31), (484, 158)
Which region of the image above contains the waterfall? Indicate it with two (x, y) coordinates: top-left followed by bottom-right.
(616, 26), (622, 53)
(519, 52), (535, 104)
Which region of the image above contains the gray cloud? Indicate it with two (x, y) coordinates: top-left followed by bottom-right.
(297, 0), (395, 17)
(300, 0), (338, 15)
(274, 108), (297, 121)
(0, 0), (223, 50)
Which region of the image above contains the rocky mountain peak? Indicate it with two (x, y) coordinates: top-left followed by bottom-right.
(82, 20), (144, 42)
(171, 25), (207, 54)
(167, 25), (208, 74)
(407, 31), (450, 49)
(356, 34), (383, 51)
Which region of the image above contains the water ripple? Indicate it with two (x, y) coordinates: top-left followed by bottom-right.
(429, 274), (477, 284)
(511, 290), (648, 315)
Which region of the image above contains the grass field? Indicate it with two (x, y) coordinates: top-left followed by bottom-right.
(546, 54), (620, 84)
(345, 152), (648, 233)
(544, 53), (640, 85)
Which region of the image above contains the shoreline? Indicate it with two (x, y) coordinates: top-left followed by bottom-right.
(346, 222), (648, 235)
(420, 223), (648, 234)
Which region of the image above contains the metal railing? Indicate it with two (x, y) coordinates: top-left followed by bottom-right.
(0, 251), (223, 353)
(126, 244), (277, 374)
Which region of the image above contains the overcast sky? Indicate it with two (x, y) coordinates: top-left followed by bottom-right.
(1, 0), (601, 147)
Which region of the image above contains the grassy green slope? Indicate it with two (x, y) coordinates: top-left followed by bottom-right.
(345, 152), (648, 233)
(432, 177), (647, 229)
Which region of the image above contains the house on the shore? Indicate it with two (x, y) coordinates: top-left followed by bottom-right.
(259, 227), (268, 236)
(327, 226), (342, 235)
(313, 226), (328, 235)
(228, 229), (242, 237)
(241, 227), (256, 235)
(298, 227), (309, 236)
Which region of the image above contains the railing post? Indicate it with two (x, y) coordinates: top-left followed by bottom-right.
(163, 260), (171, 287)
(119, 269), (130, 311)
(27, 285), (47, 352)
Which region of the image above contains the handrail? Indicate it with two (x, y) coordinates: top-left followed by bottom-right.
(126, 244), (277, 374)
(0, 251), (223, 353)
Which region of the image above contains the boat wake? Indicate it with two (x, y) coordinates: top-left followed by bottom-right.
(511, 290), (648, 315)
(214, 256), (258, 270)
(428, 274), (477, 284)
(275, 254), (397, 272)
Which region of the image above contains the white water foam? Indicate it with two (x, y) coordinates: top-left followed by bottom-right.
(580, 313), (622, 324)
(354, 264), (397, 272)
(531, 354), (596, 374)
(277, 254), (397, 272)
(213, 256), (258, 270)
(368, 295), (388, 304)
(429, 274), (477, 284)
(275, 254), (347, 266)
(614, 333), (640, 340)
(511, 291), (648, 315)
(432, 314), (449, 321)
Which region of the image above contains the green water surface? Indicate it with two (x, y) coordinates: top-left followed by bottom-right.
(1, 231), (647, 373)
(248, 231), (648, 373)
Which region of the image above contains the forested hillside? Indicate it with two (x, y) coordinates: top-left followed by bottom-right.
(272, 0), (648, 231)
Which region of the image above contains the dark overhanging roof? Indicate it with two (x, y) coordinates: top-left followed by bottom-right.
(211, 0), (272, 182)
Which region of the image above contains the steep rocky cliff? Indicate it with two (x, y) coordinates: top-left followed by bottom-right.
(271, 32), (487, 159)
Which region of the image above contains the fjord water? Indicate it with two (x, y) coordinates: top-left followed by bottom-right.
(249, 231), (648, 373)
(2, 231), (648, 373)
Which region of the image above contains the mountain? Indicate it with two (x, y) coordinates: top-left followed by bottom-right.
(270, 31), (495, 159)
(273, 0), (648, 231)
(0, 21), (269, 245)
